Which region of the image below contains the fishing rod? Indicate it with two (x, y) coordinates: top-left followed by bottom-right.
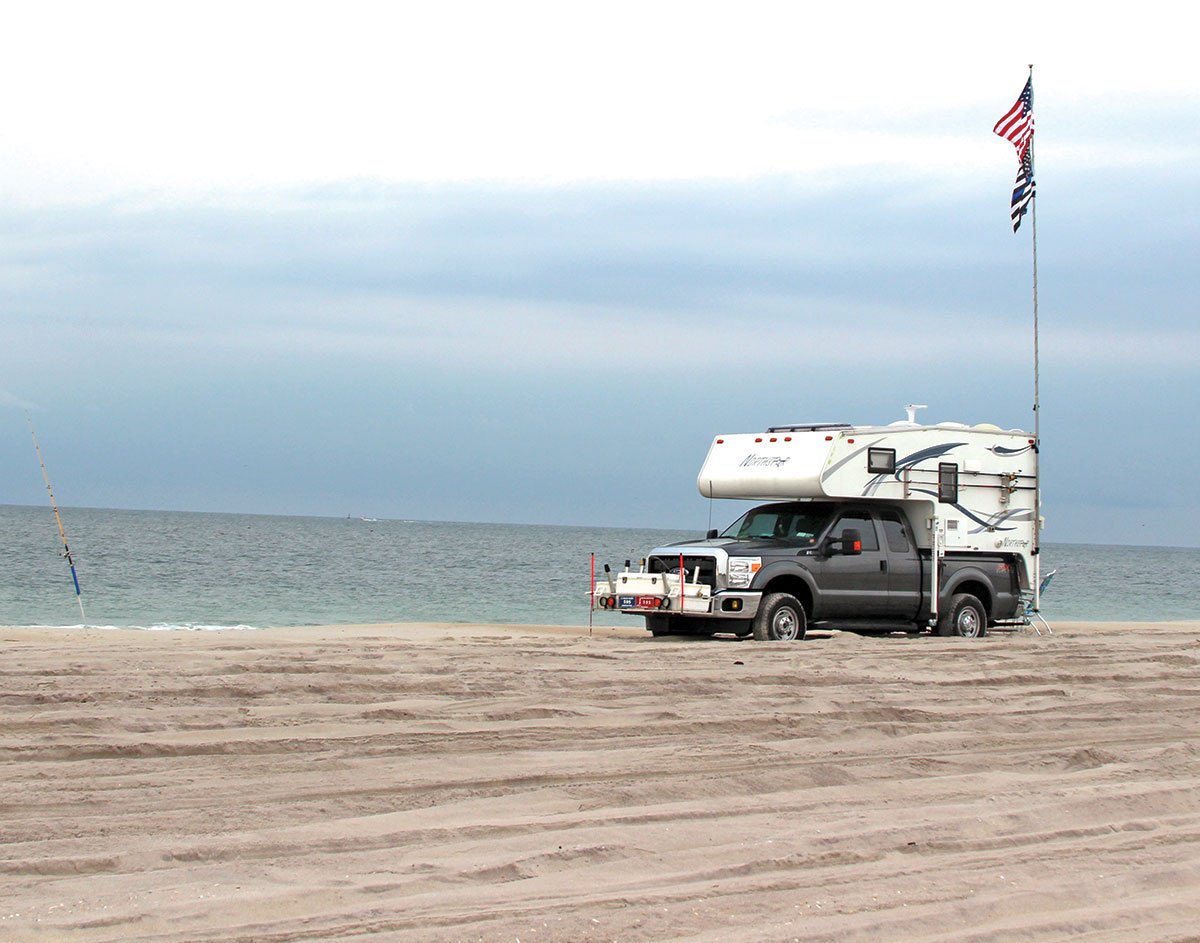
(27, 416), (86, 622)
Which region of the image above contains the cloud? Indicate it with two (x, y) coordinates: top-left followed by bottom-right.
(2, 164), (1197, 541)
(3, 170), (1195, 368)
(0, 390), (38, 412)
(3, 2), (1199, 207)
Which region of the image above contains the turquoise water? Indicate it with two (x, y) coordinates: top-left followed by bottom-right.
(2, 504), (1199, 628)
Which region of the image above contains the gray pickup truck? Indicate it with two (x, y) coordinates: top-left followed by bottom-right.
(596, 500), (1022, 640)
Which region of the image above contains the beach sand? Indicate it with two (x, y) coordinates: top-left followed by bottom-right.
(2, 620), (1199, 942)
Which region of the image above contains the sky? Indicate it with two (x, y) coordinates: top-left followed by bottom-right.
(2, 1), (1199, 546)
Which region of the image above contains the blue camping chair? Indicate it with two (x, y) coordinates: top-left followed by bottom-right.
(1022, 569), (1056, 635)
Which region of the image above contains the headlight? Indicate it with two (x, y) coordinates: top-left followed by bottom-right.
(727, 556), (762, 589)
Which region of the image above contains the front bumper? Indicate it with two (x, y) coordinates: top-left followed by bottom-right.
(593, 581), (762, 620)
(699, 591), (762, 619)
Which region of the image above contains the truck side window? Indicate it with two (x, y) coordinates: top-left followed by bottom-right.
(878, 509), (910, 553)
(830, 510), (879, 552)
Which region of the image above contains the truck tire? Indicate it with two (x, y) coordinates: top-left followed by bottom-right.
(752, 593), (807, 642)
(646, 615), (673, 637)
(936, 593), (988, 638)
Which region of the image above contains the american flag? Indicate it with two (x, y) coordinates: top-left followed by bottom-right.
(994, 77), (1035, 161)
(995, 76), (1036, 231)
(1009, 150), (1035, 232)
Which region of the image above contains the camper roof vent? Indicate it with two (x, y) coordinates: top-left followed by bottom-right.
(904, 403), (928, 424)
(767, 422), (853, 433)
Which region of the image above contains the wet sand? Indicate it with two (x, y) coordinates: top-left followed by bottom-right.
(2, 620), (1199, 941)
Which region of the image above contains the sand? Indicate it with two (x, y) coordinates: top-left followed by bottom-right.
(2, 620), (1199, 942)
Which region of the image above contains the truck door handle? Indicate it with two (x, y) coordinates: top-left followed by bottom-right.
(880, 560), (888, 572)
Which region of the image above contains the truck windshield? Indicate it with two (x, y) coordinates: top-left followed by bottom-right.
(720, 505), (830, 545)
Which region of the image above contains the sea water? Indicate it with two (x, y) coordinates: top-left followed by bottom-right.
(2, 504), (1198, 629)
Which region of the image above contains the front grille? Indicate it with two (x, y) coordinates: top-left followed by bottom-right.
(649, 555), (718, 589)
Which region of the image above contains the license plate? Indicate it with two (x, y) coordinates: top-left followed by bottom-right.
(618, 595), (637, 609)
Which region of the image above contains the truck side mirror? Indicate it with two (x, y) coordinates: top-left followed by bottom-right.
(823, 528), (863, 556)
(706, 529), (719, 539)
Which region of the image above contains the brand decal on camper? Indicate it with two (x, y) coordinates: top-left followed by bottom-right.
(740, 453), (790, 468)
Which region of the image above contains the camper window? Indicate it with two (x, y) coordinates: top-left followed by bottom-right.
(938, 463), (959, 503)
(867, 447), (896, 474)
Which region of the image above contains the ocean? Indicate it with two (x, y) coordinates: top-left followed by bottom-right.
(2, 504), (1199, 629)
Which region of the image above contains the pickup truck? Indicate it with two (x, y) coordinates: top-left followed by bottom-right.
(594, 500), (1022, 640)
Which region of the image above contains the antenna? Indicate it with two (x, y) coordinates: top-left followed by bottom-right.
(904, 403), (927, 424)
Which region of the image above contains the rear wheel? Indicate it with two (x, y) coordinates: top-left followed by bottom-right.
(646, 615), (673, 637)
(752, 593), (807, 642)
(936, 593), (988, 638)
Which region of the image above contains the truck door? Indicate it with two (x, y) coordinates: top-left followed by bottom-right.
(878, 507), (922, 618)
(815, 507), (890, 617)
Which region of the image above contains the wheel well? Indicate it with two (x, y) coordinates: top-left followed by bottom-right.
(951, 579), (993, 618)
(761, 575), (812, 615)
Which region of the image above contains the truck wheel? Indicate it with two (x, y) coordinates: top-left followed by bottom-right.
(752, 593), (807, 642)
(937, 593), (988, 638)
(646, 615), (673, 637)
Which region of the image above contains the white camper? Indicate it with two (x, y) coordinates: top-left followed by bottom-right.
(696, 410), (1040, 605)
(593, 406), (1042, 638)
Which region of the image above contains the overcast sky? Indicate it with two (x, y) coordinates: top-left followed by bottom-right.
(3, 1), (1198, 546)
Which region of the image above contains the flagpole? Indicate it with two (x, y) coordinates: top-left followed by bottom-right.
(1028, 63), (1042, 612)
